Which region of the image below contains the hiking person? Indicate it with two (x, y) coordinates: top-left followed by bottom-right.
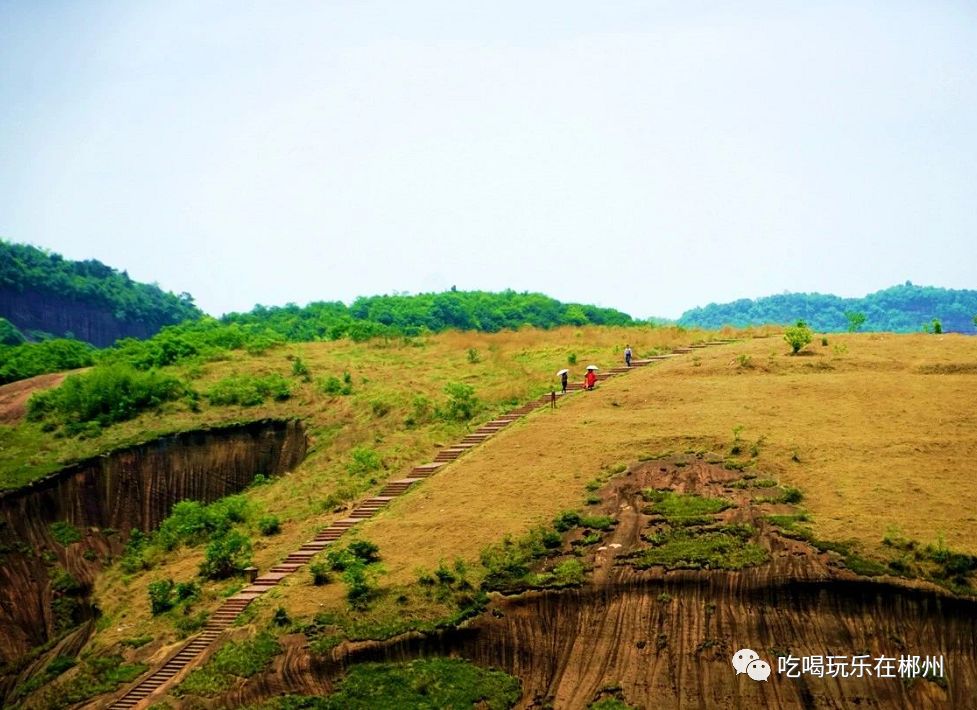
(585, 368), (597, 390)
(550, 391), (557, 409)
(560, 370), (569, 394)
(624, 344), (633, 368)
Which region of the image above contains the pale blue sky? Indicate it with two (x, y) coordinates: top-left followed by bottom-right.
(1, 1), (975, 318)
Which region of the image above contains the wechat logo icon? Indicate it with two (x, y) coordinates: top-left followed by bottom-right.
(732, 648), (771, 681)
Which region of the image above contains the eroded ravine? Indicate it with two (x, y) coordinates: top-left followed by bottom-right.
(0, 419), (307, 687)
(217, 459), (977, 710)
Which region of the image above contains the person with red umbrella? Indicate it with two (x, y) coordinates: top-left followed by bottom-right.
(585, 365), (598, 390)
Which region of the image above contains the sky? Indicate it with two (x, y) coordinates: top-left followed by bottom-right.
(1, 1), (975, 319)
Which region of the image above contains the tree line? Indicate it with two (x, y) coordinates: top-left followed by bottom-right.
(678, 283), (977, 333)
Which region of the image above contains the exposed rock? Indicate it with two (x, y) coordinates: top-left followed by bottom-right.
(0, 419), (307, 671)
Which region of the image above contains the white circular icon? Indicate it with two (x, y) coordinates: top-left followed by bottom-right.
(731, 648), (759, 675)
(747, 659), (771, 681)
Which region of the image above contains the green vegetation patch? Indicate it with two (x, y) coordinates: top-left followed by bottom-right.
(632, 524), (768, 571)
(48, 521), (82, 546)
(27, 364), (187, 435)
(0, 338), (96, 385)
(177, 631), (281, 697)
(641, 490), (732, 526)
(318, 658), (521, 710)
(205, 373), (291, 406)
(26, 655), (147, 709)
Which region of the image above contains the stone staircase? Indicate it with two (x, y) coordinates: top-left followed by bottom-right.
(107, 340), (734, 709)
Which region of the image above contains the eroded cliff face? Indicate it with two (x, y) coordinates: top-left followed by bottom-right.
(216, 459), (976, 710)
(0, 287), (173, 346)
(0, 419), (307, 668)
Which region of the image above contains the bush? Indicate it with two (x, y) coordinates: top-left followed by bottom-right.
(343, 560), (375, 609)
(370, 398), (391, 418)
(567, 352), (578, 365)
(309, 562), (331, 586)
(273, 606), (291, 627)
(553, 511), (581, 532)
(27, 364), (186, 431)
(319, 374), (352, 396)
(439, 382), (479, 421)
(783, 321), (813, 354)
(156, 496), (251, 551)
(148, 579), (176, 615)
(466, 347), (480, 364)
(552, 558), (585, 586)
(0, 338), (96, 385)
(206, 373), (291, 406)
(404, 395), (433, 428)
(199, 530), (253, 579)
(258, 515), (281, 536)
(49, 521), (82, 546)
(291, 357), (311, 382)
(346, 447), (382, 476)
(347, 540), (381, 563)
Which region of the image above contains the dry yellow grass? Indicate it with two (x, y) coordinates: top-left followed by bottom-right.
(84, 328), (977, 655)
(336, 333), (977, 597)
(87, 325), (724, 650)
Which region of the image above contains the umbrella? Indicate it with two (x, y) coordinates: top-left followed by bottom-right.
(556, 368), (569, 376)
(586, 365), (599, 371)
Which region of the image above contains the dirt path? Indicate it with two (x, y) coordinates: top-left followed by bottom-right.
(0, 372), (69, 424)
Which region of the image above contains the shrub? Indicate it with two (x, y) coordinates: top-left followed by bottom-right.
(439, 382), (479, 421)
(319, 374), (352, 396)
(552, 558), (585, 586)
(343, 560), (375, 609)
(370, 398), (391, 418)
(0, 338), (96, 385)
(309, 562), (331, 586)
(273, 606), (291, 627)
(784, 321), (813, 354)
(148, 579), (176, 615)
(404, 395), (433, 427)
(553, 511), (581, 532)
(258, 515), (281, 536)
(27, 364), (186, 431)
(156, 496), (251, 551)
(346, 447), (382, 476)
(49, 521), (82, 546)
(199, 530), (253, 579)
(291, 357), (311, 382)
(567, 352), (578, 365)
(347, 539), (381, 563)
(466, 347), (480, 364)
(821, 337), (829, 346)
(932, 318), (943, 334)
(205, 373), (291, 406)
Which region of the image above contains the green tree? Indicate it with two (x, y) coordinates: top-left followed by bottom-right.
(844, 310), (866, 332)
(783, 321), (813, 354)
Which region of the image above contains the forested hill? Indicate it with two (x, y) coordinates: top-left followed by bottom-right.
(224, 290), (634, 339)
(0, 241), (201, 346)
(678, 283), (977, 333)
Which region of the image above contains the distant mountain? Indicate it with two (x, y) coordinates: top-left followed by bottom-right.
(678, 283), (977, 333)
(0, 241), (201, 346)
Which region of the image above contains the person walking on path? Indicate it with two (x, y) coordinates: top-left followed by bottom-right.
(561, 370), (569, 394)
(585, 368), (597, 390)
(624, 345), (633, 368)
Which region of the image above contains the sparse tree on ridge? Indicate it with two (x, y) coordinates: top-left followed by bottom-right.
(844, 311), (866, 333)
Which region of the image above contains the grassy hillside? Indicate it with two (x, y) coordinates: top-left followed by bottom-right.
(679, 283), (977, 333)
(9, 325), (977, 708)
